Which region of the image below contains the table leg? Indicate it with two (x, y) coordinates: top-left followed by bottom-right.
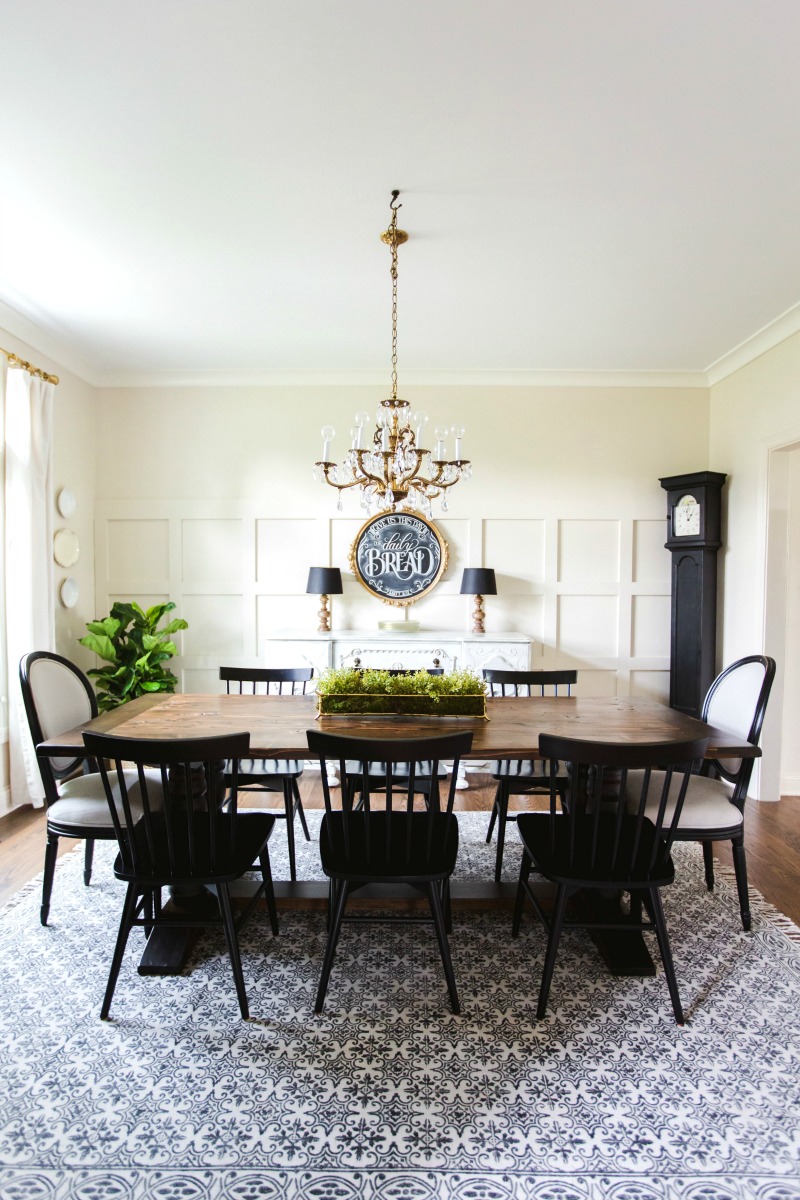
(137, 760), (224, 976)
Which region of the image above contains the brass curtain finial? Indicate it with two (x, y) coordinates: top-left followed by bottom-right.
(0, 347), (59, 385)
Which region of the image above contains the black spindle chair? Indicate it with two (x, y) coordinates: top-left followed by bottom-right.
(83, 730), (279, 1021)
(343, 669), (449, 807)
(483, 668), (578, 882)
(512, 734), (708, 1024)
(219, 666), (314, 881)
(306, 728), (473, 1014)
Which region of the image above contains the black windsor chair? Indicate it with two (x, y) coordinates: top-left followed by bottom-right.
(83, 730), (279, 1020)
(483, 668), (578, 882)
(342, 668), (449, 807)
(306, 728), (473, 1015)
(624, 655), (775, 930)
(512, 733), (709, 1024)
(219, 666), (314, 881)
(19, 650), (165, 926)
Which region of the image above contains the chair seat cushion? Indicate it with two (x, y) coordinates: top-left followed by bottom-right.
(114, 811), (276, 884)
(222, 758), (304, 785)
(517, 812), (675, 887)
(48, 769), (165, 831)
(320, 810), (459, 881)
(624, 770), (742, 833)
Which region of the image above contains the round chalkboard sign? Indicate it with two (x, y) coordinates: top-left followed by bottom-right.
(349, 511), (449, 607)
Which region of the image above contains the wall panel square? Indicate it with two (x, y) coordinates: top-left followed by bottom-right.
(107, 520), (169, 582)
(558, 595), (619, 657)
(483, 519), (545, 592)
(182, 519), (242, 582)
(257, 594), (318, 640)
(558, 520), (620, 583)
(632, 594), (671, 658)
(182, 668), (225, 695)
(630, 670), (670, 703)
(182, 595), (243, 656)
(633, 519), (670, 584)
(257, 519), (326, 592)
(575, 671), (618, 697)
(435, 519), (470, 589)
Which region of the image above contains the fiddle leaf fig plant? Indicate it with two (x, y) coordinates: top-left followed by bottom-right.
(79, 600), (188, 712)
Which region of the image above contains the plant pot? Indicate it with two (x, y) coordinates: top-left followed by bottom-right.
(316, 692), (487, 718)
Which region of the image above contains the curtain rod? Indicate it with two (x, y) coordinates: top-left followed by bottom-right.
(0, 346), (59, 385)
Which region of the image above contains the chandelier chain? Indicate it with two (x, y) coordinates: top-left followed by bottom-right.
(390, 203), (399, 401)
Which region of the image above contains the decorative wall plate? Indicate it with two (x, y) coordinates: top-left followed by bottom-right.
(349, 510), (448, 607)
(56, 487), (76, 518)
(60, 576), (79, 608)
(53, 528), (80, 567)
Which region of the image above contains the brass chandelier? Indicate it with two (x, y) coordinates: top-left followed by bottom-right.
(314, 191), (471, 516)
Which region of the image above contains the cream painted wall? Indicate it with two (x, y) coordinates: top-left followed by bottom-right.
(710, 331), (800, 799)
(93, 383), (708, 699)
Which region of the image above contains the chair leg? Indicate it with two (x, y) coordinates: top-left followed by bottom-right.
(143, 889), (154, 939)
(512, 850), (533, 936)
(702, 840), (715, 891)
(731, 837), (752, 931)
(41, 831), (60, 926)
(647, 886), (685, 1025)
(443, 879), (453, 935)
(258, 848), (279, 937)
(218, 882), (250, 1020)
(536, 883), (569, 1019)
(293, 779), (310, 841)
(101, 882), (139, 1019)
(493, 782), (510, 883)
(315, 879), (350, 1014)
(283, 781), (297, 882)
(427, 881), (460, 1015)
(485, 783), (501, 843)
(83, 839), (95, 886)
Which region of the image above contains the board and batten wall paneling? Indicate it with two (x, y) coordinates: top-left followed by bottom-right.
(93, 384), (703, 698)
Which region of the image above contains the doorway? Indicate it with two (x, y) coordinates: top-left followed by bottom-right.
(762, 439), (800, 800)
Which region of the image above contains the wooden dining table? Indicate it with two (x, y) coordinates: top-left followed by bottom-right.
(37, 691), (758, 978)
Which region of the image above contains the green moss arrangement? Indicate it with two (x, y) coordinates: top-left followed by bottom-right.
(315, 667), (487, 717)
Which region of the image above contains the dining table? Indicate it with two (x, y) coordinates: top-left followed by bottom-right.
(37, 690), (758, 978)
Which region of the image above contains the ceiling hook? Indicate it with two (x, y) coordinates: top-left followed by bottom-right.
(389, 190), (402, 211)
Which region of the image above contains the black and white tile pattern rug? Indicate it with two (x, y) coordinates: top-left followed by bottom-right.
(1, 814), (799, 1200)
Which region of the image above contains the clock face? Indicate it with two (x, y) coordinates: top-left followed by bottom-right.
(674, 494), (701, 537)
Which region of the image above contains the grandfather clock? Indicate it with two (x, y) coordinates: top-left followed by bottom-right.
(659, 470), (727, 718)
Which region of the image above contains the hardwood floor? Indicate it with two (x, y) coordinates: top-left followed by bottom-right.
(2, 775), (800, 924)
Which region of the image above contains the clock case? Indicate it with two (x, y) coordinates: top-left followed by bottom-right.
(659, 470), (727, 718)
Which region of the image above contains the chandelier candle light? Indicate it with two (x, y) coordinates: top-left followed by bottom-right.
(314, 191), (471, 516)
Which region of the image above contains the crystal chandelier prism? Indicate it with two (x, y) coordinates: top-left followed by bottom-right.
(314, 190), (471, 516)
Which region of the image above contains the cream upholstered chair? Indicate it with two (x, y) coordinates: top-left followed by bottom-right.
(625, 655), (776, 930)
(19, 651), (163, 926)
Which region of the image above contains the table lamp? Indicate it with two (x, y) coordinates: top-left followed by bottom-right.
(306, 567), (343, 633)
(460, 567), (497, 635)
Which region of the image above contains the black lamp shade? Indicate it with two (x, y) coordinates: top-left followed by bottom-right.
(460, 568), (497, 596)
(306, 567), (343, 595)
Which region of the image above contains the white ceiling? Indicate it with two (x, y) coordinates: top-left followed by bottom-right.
(2, 0), (800, 385)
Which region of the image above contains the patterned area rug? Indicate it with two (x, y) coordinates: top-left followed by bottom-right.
(1, 814), (799, 1200)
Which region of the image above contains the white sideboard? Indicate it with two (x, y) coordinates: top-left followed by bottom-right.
(263, 630), (531, 675)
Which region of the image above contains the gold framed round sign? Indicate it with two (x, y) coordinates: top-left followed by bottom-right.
(349, 511), (449, 607)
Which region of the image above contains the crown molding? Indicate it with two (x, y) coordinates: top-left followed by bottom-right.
(0, 297), (99, 386)
(95, 367), (709, 389)
(705, 300), (800, 386)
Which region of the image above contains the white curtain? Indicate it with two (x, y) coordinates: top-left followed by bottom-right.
(4, 367), (55, 809)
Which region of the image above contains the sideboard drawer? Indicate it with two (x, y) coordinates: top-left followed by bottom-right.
(335, 640), (459, 672)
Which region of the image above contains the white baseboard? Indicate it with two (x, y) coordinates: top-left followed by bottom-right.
(780, 774), (800, 797)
